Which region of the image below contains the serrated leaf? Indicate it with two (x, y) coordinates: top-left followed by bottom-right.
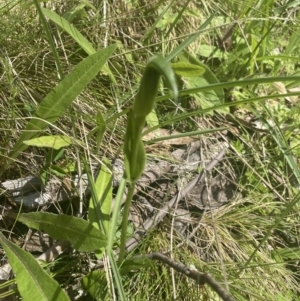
(9, 44), (117, 162)
(171, 62), (205, 77)
(15, 212), (107, 252)
(0, 232), (70, 301)
(24, 135), (72, 149)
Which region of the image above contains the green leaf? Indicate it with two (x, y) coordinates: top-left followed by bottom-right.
(14, 212), (107, 252)
(179, 51), (227, 114)
(88, 158), (112, 236)
(41, 8), (116, 83)
(181, 51), (224, 100)
(166, 13), (215, 62)
(58, 161), (77, 173)
(142, 2), (174, 43)
(63, 3), (88, 23)
(82, 159), (126, 300)
(156, 11), (179, 30)
(0, 232), (70, 301)
(41, 7), (95, 55)
(9, 44), (117, 162)
(24, 135), (72, 149)
(49, 165), (67, 177)
(96, 111), (106, 151)
(145, 109), (159, 128)
(119, 257), (153, 275)
(171, 62), (205, 77)
(82, 270), (109, 301)
(107, 178), (126, 253)
(183, 76), (222, 112)
(46, 147), (64, 162)
(198, 44), (223, 58)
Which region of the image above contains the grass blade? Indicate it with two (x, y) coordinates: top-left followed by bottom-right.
(107, 177), (126, 253)
(165, 0), (191, 38)
(33, 0), (63, 78)
(166, 13), (215, 62)
(88, 158), (112, 235)
(145, 90), (300, 136)
(83, 158), (127, 300)
(40, 7), (117, 84)
(41, 7), (96, 55)
(142, 0), (176, 44)
(156, 75), (300, 102)
(144, 127), (228, 144)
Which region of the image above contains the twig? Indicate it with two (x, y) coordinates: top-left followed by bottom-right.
(144, 252), (236, 301)
(37, 240), (71, 262)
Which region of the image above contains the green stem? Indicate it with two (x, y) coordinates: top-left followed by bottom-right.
(118, 182), (136, 262)
(130, 115), (145, 179)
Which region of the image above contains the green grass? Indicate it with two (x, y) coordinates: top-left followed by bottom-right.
(1, 0), (300, 300)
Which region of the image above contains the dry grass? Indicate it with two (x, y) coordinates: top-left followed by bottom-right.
(1, 0), (300, 300)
